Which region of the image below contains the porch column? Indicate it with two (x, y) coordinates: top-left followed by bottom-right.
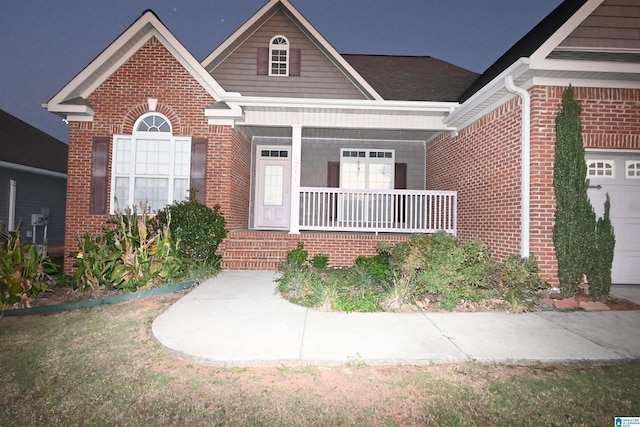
(289, 125), (302, 234)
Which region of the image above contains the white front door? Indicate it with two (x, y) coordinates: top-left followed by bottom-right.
(586, 152), (640, 284)
(255, 146), (291, 229)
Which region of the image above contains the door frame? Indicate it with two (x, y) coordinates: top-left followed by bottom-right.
(254, 145), (292, 229)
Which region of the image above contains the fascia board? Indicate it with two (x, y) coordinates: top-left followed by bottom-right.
(201, 0), (383, 100)
(222, 95), (457, 113)
(532, 76), (640, 90)
(444, 59), (530, 128)
(530, 58), (640, 74)
(530, 0), (604, 66)
(46, 11), (227, 116)
(201, 0), (280, 67)
(0, 161), (67, 179)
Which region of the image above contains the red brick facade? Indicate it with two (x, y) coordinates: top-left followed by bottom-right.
(63, 37), (251, 272)
(427, 86), (640, 285)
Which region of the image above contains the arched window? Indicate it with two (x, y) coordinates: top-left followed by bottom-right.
(269, 35), (289, 76)
(111, 113), (191, 213)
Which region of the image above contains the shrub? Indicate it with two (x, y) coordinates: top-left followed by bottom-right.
(0, 228), (57, 305)
(72, 205), (186, 292)
(589, 194), (615, 301)
(283, 242), (308, 269)
(155, 199), (227, 269)
(490, 255), (544, 306)
(310, 254), (329, 269)
(553, 86), (596, 296)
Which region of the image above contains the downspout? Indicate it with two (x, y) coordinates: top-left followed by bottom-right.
(8, 179), (16, 231)
(505, 76), (530, 258)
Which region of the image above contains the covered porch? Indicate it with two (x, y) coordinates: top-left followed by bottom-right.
(208, 96), (459, 268)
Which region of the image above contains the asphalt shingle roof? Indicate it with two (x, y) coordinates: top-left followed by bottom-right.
(0, 109), (68, 174)
(343, 54), (479, 102)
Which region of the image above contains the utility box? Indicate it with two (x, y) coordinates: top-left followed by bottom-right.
(30, 208), (50, 226)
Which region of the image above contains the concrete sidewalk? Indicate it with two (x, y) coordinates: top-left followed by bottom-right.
(152, 271), (640, 366)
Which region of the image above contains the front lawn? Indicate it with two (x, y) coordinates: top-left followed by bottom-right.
(0, 294), (638, 426)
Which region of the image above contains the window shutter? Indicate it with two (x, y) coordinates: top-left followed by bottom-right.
(290, 48), (301, 76)
(394, 163), (407, 189)
(190, 138), (208, 204)
(257, 47), (268, 75)
(394, 163), (407, 223)
(327, 162), (339, 220)
(90, 136), (109, 215)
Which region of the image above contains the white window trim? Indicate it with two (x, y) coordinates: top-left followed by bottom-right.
(587, 159), (615, 179)
(110, 113), (191, 213)
(269, 35), (289, 77)
(626, 160), (640, 179)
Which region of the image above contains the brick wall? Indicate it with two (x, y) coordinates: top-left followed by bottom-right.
(427, 97), (523, 260)
(427, 86), (640, 286)
(63, 37), (239, 272)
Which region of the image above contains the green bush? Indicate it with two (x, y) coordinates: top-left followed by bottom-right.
(0, 229), (57, 305)
(276, 232), (544, 312)
(589, 194), (615, 301)
(155, 199), (227, 269)
(310, 254), (329, 269)
(490, 255), (544, 305)
(73, 205), (186, 292)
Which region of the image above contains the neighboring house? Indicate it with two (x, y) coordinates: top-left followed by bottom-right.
(0, 109), (67, 255)
(45, 0), (639, 285)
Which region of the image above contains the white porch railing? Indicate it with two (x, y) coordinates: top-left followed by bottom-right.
(298, 187), (456, 235)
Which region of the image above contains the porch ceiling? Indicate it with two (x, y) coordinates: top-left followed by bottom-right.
(240, 125), (440, 142)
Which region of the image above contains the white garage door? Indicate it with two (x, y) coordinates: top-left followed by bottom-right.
(586, 152), (640, 285)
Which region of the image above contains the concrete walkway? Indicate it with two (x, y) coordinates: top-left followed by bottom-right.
(152, 271), (640, 366)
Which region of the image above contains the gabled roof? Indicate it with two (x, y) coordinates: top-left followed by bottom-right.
(447, 0), (640, 130)
(344, 55), (479, 102)
(459, 0), (589, 102)
(202, 0), (383, 100)
(45, 10), (228, 121)
(0, 109), (67, 174)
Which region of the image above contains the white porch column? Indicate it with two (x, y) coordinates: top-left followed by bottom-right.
(289, 125), (302, 234)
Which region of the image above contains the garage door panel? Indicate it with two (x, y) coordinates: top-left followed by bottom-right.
(586, 152), (640, 285)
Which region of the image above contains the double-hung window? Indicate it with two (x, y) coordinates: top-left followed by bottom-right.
(111, 113), (191, 213)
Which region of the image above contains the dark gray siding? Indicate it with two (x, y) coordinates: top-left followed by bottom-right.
(211, 10), (367, 99)
(0, 167), (67, 250)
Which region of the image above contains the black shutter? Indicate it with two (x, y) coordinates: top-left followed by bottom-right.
(327, 162), (339, 220)
(394, 163), (407, 223)
(90, 136), (109, 215)
(190, 138), (208, 204)
(290, 48), (301, 76)
(257, 47), (268, 75)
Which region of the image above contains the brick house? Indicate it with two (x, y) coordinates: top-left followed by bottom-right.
(45, 0), (639, 285)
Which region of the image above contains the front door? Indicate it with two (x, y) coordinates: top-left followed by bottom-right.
(255, 146), (291, 229)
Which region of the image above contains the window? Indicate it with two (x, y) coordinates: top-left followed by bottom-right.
(340, 149), (394, 189)
(111, 113), (191, 213)
(627, 161), (640, 179)
(269, 35), (289, 76)
(587, 160), (614, 178)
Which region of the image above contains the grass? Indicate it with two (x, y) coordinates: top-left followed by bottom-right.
(1, 293), (639, 426)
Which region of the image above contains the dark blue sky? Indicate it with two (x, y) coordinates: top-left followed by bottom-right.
(0, 0), (563, 143)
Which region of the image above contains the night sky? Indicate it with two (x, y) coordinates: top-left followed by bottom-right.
(0, 0), (563, 143)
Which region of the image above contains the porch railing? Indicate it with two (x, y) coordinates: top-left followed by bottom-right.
(298, 187), (456, 235)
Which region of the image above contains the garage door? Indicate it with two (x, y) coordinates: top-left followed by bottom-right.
(586, 152), (640, 285)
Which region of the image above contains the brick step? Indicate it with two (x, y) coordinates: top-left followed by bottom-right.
(221, 259), (281, 271)
(221, 248), (288, 261)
